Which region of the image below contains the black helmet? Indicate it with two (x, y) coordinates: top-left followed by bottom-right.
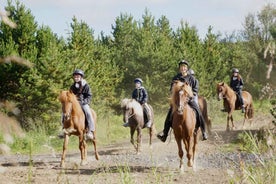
(189, 69), (195, 75)
(178, 60), (189, 67)
(73, 69), (84, 77)
(232, 68), (239, 73)
(134, 78), (143, 83)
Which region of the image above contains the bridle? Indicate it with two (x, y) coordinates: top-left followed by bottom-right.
(218, 86), (226, 100)
(176, 87), (190, 114)
(123, 106), (136, 123)
(62, 101), (73, 121)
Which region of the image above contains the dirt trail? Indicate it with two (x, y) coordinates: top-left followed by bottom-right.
(0, 117), (273, 184)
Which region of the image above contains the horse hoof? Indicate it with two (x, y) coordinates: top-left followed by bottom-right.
(80, 160), (87, 166)
(60, 162), (65, 168)
(95, 153), (100, 160)
(188, 160), (193, 167)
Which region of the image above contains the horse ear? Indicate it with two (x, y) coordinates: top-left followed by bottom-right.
(221, 82), (224, 86)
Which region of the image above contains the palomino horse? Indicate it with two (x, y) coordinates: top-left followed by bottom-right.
(216, 82), (254, 131)
(198, 96), (212, 135)
(171, 81), (198, 170)
(121, 98), (155, 153)
(59, 90), (99, 167)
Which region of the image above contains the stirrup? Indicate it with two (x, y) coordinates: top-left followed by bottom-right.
(157, 132), (167, 142)
(122, 122), (129, 127)
(146, 121), (152, 128)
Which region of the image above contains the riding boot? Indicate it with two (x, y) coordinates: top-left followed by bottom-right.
(157, 108), (172, 142)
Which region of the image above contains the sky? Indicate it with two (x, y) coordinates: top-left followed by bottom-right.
(0, 0), (275, 39)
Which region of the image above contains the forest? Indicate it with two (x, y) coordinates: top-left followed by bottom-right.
(0, 0), (275, 132)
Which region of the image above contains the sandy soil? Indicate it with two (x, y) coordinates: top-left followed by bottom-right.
(0, 115), (273, 184)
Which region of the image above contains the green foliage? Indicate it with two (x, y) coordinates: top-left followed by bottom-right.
(0, 1), (275, 133)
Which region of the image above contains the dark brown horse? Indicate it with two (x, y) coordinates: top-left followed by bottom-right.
(59, 90), (99, 167)
(216, 82), (254, 131)
(171, 81), (198, 171)
(121, 98), (155, 153)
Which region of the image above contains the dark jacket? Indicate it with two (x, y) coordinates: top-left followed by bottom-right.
(230, 76), (244, 92)
(70, 79), (92, 105)
(171, 73), (198, 96)
(132, 87), (148, 104)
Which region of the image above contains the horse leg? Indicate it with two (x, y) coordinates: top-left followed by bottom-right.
(226, 114), (231, 131)
(60, 134), (69, 167)
(79, 134), (87, 166)
(192, 132), (198, 170)
(92, 135), (99, 160)
(149, 124), (154, 149)
(136, 127), (142, 153)
(186, 136), (194, 167)
(174, 136), (184, 172)
(242, 107), (249, 129)
(130, 128), (137, 151)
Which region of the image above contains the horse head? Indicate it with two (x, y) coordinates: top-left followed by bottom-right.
(121, 99), (135, 124)
(59, 91), (74, 121)
(217, 82), (226, 101)
(172, 80), (193, 115)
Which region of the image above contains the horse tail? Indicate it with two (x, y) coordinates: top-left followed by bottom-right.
(247, 103), (254, 119)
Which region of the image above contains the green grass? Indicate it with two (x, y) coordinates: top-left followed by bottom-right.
(7, 99), (273, 155)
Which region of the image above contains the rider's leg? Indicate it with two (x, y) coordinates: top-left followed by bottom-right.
(157, 107), (172, 142)
(82, 104), (95, 140)
(143, 103), (152, 128)
(188, 100), (208, 141)
(238, 90), (245, 113)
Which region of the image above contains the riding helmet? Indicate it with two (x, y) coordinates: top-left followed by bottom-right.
(134, 78), (143, 83)
(73, 69), (84, 77)
(178, 60), (189, 67)
(232, 68), (239, 73)
(188, 69), (195, 75)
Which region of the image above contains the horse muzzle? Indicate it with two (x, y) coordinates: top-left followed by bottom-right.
(63, 114), (71, 121)
(177, 106), (184, 115)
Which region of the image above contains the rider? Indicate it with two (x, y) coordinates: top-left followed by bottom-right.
(188, 69), (199, 105)
(123, 78), (152, 128)
(230, 68), (245, 113)
(59, 69), (95, 140)
(157, 60), (208, 142)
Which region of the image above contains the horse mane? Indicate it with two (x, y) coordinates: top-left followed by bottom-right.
(121, 98), (143, 116)
(59, 90), (83, 114)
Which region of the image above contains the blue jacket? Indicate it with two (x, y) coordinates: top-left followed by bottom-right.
(132, 87), (148, 104)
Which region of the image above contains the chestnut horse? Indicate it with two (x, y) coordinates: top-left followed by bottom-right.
(121, 98), (155, 153)
(198, 96), (212, 135)
(171, 81), (198, 171)
(59, 90), (99, 167)
(216, 82), (254, 131)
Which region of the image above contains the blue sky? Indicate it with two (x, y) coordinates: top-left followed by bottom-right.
(0, 0), (275, 38)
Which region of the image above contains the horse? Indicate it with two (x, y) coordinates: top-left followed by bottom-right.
(58, 90), (99, 167)
(216, 82), (254, 131)
(170, 80), (198, 171)
(121, 98), (155, 153)
(198, 96), (212, 135)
